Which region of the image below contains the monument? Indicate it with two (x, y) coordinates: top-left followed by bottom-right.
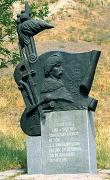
(14, 2), (101, 175)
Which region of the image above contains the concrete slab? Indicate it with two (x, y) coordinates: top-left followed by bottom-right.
(0, 169), (24, 180)
(15, 173), (109, 180)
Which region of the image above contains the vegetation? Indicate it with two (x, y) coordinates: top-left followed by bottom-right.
(0, 0), (110, 171)
(0, 133), (26, 171)
(0, 75), (26, 170)
(0, 0), (18, 67)
(0, 0), (49, 68)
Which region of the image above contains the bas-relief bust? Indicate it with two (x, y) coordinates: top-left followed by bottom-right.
(14, 2), (101, 136)
(40, 53), (85, 111)
(38, 51), (99, 113)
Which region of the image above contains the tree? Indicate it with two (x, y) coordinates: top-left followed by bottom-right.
(0, 0), (49, 68)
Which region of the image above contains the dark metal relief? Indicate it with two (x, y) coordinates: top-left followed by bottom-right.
(14, 2), (101, 136)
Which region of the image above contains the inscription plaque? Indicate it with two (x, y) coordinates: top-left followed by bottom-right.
(41, 110), (96, 174)
(27, 110), (96, 174)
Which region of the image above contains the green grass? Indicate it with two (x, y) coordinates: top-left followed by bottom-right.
(0, 133), (26, 171)
(0, 0), (110, 171)
(96, 127), (110, 169)
(97, 149), (110, 169)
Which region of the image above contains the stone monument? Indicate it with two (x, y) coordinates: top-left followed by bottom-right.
(14, 2), (101, 175)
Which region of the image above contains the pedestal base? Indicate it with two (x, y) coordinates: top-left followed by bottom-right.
(26, 110), (97, 174)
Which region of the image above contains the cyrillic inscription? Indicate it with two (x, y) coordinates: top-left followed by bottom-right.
(48, 121), (81, 163)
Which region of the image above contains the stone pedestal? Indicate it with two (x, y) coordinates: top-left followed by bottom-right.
(26, 110), (97, 174)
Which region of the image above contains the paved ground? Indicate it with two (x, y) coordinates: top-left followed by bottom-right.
(0, 169), (24, 180)
(15, 172), (110, 180)
(0, 169), (109, 180)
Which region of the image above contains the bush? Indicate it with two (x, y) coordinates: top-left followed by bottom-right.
(0, 0), (49, 68)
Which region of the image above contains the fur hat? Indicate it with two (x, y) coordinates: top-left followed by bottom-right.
(44, 53), (62, 77)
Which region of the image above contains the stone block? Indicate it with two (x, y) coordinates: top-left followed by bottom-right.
(26, 110), (97, 174)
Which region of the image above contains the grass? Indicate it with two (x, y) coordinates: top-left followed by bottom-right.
(96, 125), (110, 169)
(1, 0), (110, 171)
(0, 133), (26, 171)
(0, 73), (26, 171)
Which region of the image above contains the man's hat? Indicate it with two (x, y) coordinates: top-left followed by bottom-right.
(44, 53), (62, 77)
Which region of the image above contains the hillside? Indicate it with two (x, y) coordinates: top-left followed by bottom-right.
(0, 0), (110, 170)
